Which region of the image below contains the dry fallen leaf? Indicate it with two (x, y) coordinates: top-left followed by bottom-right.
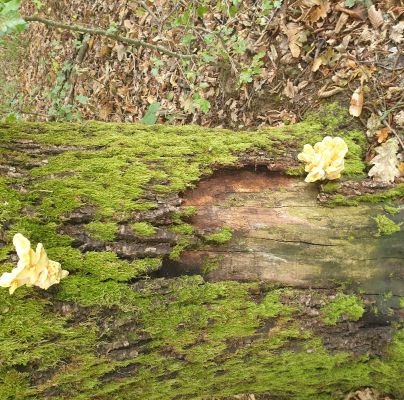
(305, 0), (330, 24)
(399, 162), (404, 176)
(312, 56), (323, 72)
(344, 387), (391, 400)
(335, 4), (366, 20)
(285, 23), (304, 58)
(388, 6), (404, 20)
(299, 0), (321, 7)
(368, 138), (401, 183)
(376, 127), (389, 143)
(335, 12), (349, 33)
(349, 86), (364, 117)
(390, 21), (404, 43)
(114, 44), (126, 61)
(283, 79), (298, 99)
(394, 110), (404, 127)
(366, 113), (381, 138)
(368, 5), (384, 29)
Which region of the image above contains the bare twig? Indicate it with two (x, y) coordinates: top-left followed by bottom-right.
(381, 118), (404, 150)
(317, 86), (345, 98)
(0, 109), (49, 118)
(160, 1), (182, 26)
(136, 0), (161, 24)
(192, 26), (239, 74)
(65, 34), (91, 105)
(24, 15), (193, 60)
(254, 6), (282, 46)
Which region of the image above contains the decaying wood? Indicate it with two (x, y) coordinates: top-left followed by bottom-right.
(166, 169), (404, 296)
(0, 121), (403, 400)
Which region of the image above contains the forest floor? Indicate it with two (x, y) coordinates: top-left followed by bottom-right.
(0, 0), (403, 136)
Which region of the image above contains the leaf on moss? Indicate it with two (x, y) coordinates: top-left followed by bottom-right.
(368, 138), (400, 183)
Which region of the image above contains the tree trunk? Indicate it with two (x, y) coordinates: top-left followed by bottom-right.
(0, 109), (403, 400)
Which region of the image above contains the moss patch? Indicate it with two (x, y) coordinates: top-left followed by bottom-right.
(322, 181), (341, 193)
(327, 184), (404, 207)
(201, 255), (222, 275)
(86, 221), (118, 241)
(169, 238), (192, 261)
(321, 293), (365, 325)
(384, 205), (401, 215)
(131, 222), (157, 237)
(373, 215), (401, 237)
(169, 223), (194, 235)
(204, 227), (233, 244)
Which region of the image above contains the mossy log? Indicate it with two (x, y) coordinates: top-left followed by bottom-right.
(0, 106), (403, 400)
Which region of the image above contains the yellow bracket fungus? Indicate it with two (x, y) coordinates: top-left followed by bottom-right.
(297, 136), (348, 183)
(0, 233), (69, 294)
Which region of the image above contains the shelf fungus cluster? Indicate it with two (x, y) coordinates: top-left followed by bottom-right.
(0, 233), (68, 294)
(298, 136), (348, 183)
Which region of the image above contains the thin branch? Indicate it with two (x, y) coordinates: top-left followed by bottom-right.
(382, 119), (404, 151)
(136, 0), (161, 24)
(192, 26), (239, 74)
(0, 109), (49, 118)
(254, 5), (282, 46)
(23, 15), (194, 60)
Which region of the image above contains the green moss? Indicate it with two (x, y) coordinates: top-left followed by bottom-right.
(384, 205), (401, 215)
(326, 193), (359, 207)
(131, 222), (157, 237)
(0, 274), (402, 399)
(176, 206), (198, 219)
(327, 184), (404, 207)
(169, 238), (192, 261)
(8, 220), (73, 248)
(86, 221), (117, 241)
(204, 227), (233, 244)
(0, 177), (22, 225)
(373, 215), (401, 237)
(0, 245), (12, 263)
(201, 256), (221, 275)
(286, 166), (304, 176)
(0, 370), (31, 400)
(56, 275), (140, 311)
(321, 293), (365, 325)
(0, 287), (98, 395)
(322, 181), (340, 193)
(46, 246), (162, 282)
(169, 223), (194, 235)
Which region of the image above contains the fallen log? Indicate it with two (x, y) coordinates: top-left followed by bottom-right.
(0, 105), (403, 400)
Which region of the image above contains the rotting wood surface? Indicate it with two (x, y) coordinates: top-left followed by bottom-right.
(0, 119), (403, 400)
(165, 169), (404, 298)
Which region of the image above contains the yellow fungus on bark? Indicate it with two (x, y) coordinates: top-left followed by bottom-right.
(0, 233), (69, 294)
(297, 136), (348, 183)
